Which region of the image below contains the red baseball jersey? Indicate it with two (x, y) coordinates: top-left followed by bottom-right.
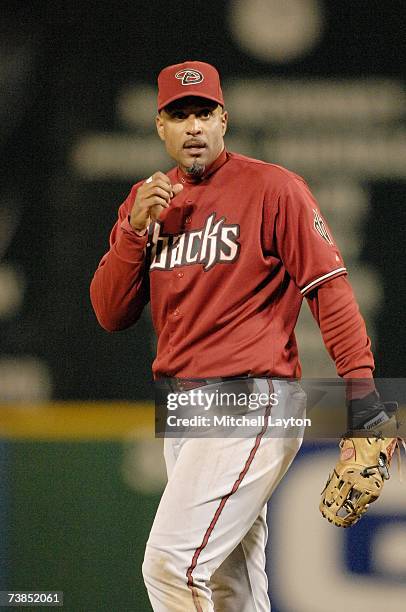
(91, 150), (352, 379)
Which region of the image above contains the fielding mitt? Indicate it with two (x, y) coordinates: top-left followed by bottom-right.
(320, 391), (403, 528)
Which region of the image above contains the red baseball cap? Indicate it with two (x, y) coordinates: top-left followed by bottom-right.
(157, 61), (224, 111)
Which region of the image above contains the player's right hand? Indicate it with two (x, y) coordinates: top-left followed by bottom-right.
(130, 171), (183, 234)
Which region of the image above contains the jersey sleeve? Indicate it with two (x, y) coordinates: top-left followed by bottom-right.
(274, 176), (347, 295)
(90, 182), (150, 331)
(306, 276), (375, 380)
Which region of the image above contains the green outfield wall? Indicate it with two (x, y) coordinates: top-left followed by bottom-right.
(1, 403), (159, 611)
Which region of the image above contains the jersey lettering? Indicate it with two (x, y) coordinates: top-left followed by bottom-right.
(150, 213), (240, 272)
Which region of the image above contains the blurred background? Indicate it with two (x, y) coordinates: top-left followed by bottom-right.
(0, 0), (405, 610)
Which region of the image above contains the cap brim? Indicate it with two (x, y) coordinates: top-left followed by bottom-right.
(158, 91), (224, 111)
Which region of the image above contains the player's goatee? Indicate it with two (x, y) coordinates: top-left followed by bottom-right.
(186, 160), (205, 178)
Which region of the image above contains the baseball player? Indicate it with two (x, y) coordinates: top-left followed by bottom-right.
(90, 61), (381, 611)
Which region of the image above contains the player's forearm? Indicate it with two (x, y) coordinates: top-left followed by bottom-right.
(90, 228), (149, 331)
(306, 276), (375, 385)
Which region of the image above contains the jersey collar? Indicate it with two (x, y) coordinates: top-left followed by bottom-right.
(176, 148), (228, 184)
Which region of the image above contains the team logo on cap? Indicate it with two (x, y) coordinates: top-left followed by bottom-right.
(175, 69), (204, 86)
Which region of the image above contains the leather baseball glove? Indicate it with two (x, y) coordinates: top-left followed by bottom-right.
(320, 391), (402, 528)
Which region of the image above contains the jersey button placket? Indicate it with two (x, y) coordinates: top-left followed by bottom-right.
(168, 194), (190, 328)
(185, 199), (193, 225)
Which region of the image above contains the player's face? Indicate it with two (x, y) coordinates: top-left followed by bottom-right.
(156, 97), (228, 174)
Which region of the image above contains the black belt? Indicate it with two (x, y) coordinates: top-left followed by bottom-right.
(160, 374), (252, 393)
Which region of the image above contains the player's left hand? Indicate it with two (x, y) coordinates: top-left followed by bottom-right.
(319, 392), (402, 527)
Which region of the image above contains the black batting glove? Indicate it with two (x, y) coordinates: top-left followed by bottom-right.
(347, 390), (398, 434)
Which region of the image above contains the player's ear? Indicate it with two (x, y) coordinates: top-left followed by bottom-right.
(220, 109), (228, 136)
(156, 113), (165, 141)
